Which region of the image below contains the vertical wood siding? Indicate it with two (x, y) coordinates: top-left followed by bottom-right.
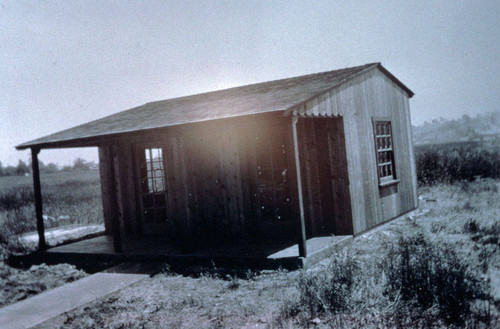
(99, 114), (296, 244)
(295, 67), (417, 235)
(97, 67), (416, 242)
(297, 118), (353, 237)
(98, 146), (114, 234)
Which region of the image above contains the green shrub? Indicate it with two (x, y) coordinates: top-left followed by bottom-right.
(415, 143), (500, 185)
(0, 187), (34, 211)
(384, 232), (491, 326)
(385, 232), (434, 308)
(292, 252), (358, 317)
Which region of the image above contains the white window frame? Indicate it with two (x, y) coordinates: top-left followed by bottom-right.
(372, 118), (399, 187)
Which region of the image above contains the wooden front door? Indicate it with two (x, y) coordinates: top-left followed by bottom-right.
(136, 145), (170, 234)
(252, 126), (294, 240)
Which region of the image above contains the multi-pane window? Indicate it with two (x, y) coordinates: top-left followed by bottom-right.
(373, 120), (397, 184)
(140, 148), (167, 223)
(144, 148), (165, 193)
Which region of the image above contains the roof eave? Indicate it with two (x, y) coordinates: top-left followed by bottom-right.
(376, 63), (415, 98)
(15, 109), (291, 150)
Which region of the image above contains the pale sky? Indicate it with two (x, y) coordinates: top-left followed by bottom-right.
(1, 0), (499, 166)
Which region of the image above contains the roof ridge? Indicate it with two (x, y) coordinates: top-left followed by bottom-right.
(144, 63), (379, 107)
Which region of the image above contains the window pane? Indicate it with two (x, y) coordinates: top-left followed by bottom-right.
(155, 178), (164, 192)
(141, 147), (167, 223)
(374, 121), (396, 182)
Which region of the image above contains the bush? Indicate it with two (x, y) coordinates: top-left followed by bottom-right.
(415, 143), (499, 185)
(284, 230), (493, 327)
(0, 187), (34, 211)
(384, 232), (491, 326)
(290, 252), (358, 317)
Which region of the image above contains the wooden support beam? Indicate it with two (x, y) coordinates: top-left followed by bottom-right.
(109, 146), (123, 253)
(31, 148), (46, 250)
(289, 114), (307, 258)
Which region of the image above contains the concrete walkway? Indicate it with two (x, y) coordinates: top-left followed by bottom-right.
(0, 270), (148, 329)
(19, 224), (105, 245)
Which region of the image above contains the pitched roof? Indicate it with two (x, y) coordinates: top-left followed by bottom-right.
(16, 63), (413, 150)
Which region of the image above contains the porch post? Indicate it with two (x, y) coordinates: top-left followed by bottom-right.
(31, 147), (46, 250)
(290, 114), (307, 258)
(108, 146), (123, 253)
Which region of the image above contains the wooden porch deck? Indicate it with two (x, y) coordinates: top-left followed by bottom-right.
(26, 235), (353, 270)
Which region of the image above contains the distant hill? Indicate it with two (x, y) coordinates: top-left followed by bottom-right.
(412, 111), (500, 145)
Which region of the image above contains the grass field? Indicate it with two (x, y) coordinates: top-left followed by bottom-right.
(0, 170), (102, 306)
(415, 141), (499, 185)
(0, 170), (103, 253)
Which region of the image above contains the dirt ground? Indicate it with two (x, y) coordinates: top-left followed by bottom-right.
(0, 262), (86, 308)
(0, 224), (104, 308)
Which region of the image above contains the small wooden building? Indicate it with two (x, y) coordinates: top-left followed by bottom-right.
(17, 63), (417, 258)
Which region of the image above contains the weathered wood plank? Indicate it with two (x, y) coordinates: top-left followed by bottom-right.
(31, 148), (46, 250)
(109, 146), (123, 252)
(98, 146), (114, 234)
(294, 68), (415, 236)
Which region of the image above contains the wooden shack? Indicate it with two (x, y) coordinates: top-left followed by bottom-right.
(17, 63), (417, 258)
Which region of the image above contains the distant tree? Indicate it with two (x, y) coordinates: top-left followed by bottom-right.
(16, 160), (30, 176)
(2, 165), (16, 176)
(73, 157), (90, 170)
(44, 163), (59, 173)
(37, 159), (46, 171)
(0, 161), (3, 176)
(61, 165), (73, 172)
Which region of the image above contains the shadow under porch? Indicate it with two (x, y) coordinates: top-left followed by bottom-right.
(12, 234), (353, 271)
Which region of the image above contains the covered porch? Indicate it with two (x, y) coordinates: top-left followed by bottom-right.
(21, 113), (313, 263)
(25, 234), (353, 270)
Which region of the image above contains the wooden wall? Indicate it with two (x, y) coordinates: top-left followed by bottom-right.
(98, 146), (114, 234)
(98, 113), (300, 245)
(296, 118), (352, 237)
(293, 67), (417, 235)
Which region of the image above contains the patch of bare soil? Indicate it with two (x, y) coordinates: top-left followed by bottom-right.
(0, 224), (102, 308)
(0, 262), (86, 307)
(36, 269), (298, 329)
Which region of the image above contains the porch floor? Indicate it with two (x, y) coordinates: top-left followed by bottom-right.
(39, 234), (353, 269)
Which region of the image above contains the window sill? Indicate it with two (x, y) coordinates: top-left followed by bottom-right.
(379, 179), (400, 188)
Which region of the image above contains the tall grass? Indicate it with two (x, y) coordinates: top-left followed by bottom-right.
(278, 177), (499, 328)
(415, 143), (500, 185)
(290, 252), (358, 317)
(385, 232), (490, 325)
(279, 231), (493, 327)
(0, 170), (103, 254)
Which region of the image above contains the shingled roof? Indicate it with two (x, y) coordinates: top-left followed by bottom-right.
(16, 62), (413, 150)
